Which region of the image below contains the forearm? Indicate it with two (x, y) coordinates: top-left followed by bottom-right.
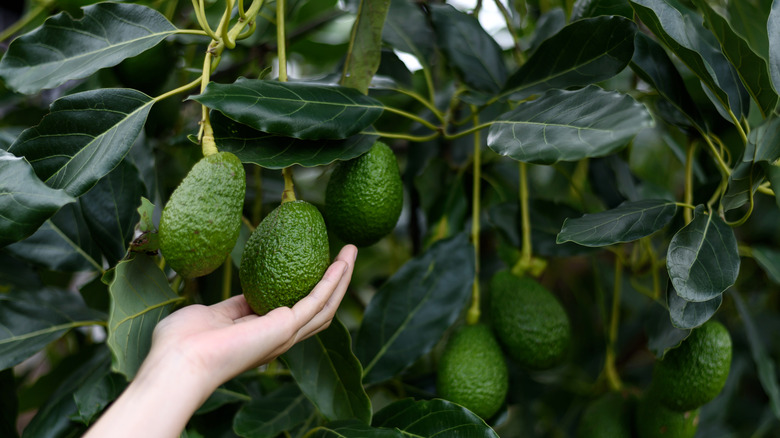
(84, 351), (214, 438)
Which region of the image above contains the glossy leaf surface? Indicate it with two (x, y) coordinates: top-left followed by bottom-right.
(233, 385), (315, 438)
(307, 420), (402, 438)
(382, 0), (434, 67)
(373, 398), (500, 438)
(557, 200), (677, 247)
(488, 86), (652, 164)
(355, 234), (474, 384)
(752, 246), (780, 285)
(571, 0), (633, 20)
(0, 3), (176, 94)
(192, 79), (384, 140)
(668, 282), (723, 329)
(341, 0), (390, 94)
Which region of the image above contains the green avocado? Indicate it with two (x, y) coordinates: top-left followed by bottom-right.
(325, 141), (403, 247)
(490, 270), (571, 370)
(636, 390), (699, 438)
(436, 324), (508, 420)
(159, 151), (245, 278)
(240, 200), (330, 315)
(577, 393), (633, 438)
(651, 320), (732, 412)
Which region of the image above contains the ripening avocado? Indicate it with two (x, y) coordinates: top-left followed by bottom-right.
(651, 320), (732, 412)
(577, 393), (634, 438)
(490, 270), (571, 370)
(159, 151), (245, 278)
(240, 200), (330, 315)
(325, 141), (403, 247)
(437, 324), (508, 420)
(636, 390), (699, 438)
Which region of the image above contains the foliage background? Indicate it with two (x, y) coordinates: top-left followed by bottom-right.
(1, 0), (780, 437)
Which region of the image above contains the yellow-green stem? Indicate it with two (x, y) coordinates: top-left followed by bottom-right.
(684, 141), (697, 224)
(390, 88), (445, 123)
(281, 167), (296, 203)
(382, 106), (440, 131)
(0, 0), (53, 43)
(605, 256), (624, 391)
(364, 131), (439, 142)
(466, 107), (482, 326)
(171, 275), (183, 295)
(519, 162), (532, 265)
(153, 77), (202, 103)
(222, 257), (233, 301)
(492, 0), (525, 65)
(727, 109), (748, 145)
(444, 122), (495, 140)
(277, 0), (288, 82)
(193, 0), (219, 40)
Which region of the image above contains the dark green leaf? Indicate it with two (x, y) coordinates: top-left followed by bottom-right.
(692, 0), (778, 117)
(666, 206), (739, 302)
(79, 159), (145, 265)
(0, 251), (42, 294)
(528, 9), (566, 53)
(0, 3), (177, 94)
(769, 0), (780, 94)
(197, 381), (251, 415)
(341, 0), (391, 93)
(282, 318), (371, 423)
(233, 385), (315, 438)
(382, 0), (435, 67)
(765, 161), (780, 211)
(746, 117), (780, 163)
(192, 79), (384, 140)
(724, 117), (780, 210)
(355, 233), (474, 384)
(307, 420), (402, 438)
(8, 89), (154, 197)
(0, 369), (18, 438)
(373, 398), (500, 437)
(211, 111), (378, 169)
(502, 16), (636, 100)
(630, 32), (706, 131)
(5, 203), (103, 272)
(557, 200), (677, 247)
(668, 281), (722, 329)
(430, 4), (508, 94)
(488, 86), (652, 164)
(0, 287), (105, 371)
(732, 291), (780, 420)
(630, 0), (749, 121)
(752, 246), (780, 285)
(72, 371), (126, 425)
(721, 160), (763, 212)
(107, 254), (183, 380)
(0, 150), (75, 247)
(571, 0), (633, 20)
(645, 301), (691, 359)
(726, 0), (771, 59)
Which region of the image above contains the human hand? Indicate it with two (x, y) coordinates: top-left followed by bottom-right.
(138, 243), (358, 394)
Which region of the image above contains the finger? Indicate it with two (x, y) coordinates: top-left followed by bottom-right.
(210, 294), (254, 321)
(291, 260), (348, 324)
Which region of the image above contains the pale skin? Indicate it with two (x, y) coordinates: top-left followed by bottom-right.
(83, 244), (358, 438)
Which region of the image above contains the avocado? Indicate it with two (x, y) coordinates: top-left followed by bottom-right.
(437, 324), (508, 420)
(490, 270), (571, 370)
(240, 200), (330, 315)
(636, 390), (699, 438)
(325, 141), (403, 247)
(159, 151), (245, 278)
(577, 393), (633, 438)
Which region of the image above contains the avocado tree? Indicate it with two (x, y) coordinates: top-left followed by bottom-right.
(1, 0), (780, 436)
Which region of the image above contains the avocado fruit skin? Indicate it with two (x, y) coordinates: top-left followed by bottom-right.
(159, 151), (245, 278)
(651, 320), (732, 412)
(240, 200), (330, 315)
(636, 390), (699, 438)
(325, 141), (403, 247)
(490, 270), (571, 370)
(436, 324), (508, 420)
(577, 393), (633, 438)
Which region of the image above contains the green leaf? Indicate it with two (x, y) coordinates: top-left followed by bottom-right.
(487, 86), (652, 165)
(355, 233), (475, 385)
(502, 16), (636, 100)
(72, 370), (126, 425)
(306, 420), (403, 438)
(765, 160), (780, 211)
(692, 0), (779, 117)
(197, 382), (251, 415)
(724, 117), (780, 210)
(5, 203), (103, 272)
(645, 301), (691, 359)
(630, 32), (706, 131)
(667, 282), (722, 329)
(629, 0), (749, 121)
(211, 111), (378, 169)
(721, 160), (764, 212)
(746, 116), (780, 163)
(666, 206), (740, 302)
(0, 150), (75, 247)
(233, 384), (315, 438)
(341, 0), (391, 94)
(373, 398), (500, 437)
(79, 159), (145, 265)
(752, 246), (780, 285)
(557, 199), (677, 247)
(732, 290), (780, 420)
(571, 0), (633, 20)
(8, 88), (154, 197)
(191, 79), (384, 140)
(769, 0), (780, 94)
(282, 318), (371, 423)
(382, 0), (435, 67)
(0, 287), (105, 371)
(107, 254), (183, 380)
(0, 3), (177, 94)
(429, 4), (508, 94)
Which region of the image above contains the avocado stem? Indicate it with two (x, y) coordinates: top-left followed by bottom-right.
(281, 167), (296, 203)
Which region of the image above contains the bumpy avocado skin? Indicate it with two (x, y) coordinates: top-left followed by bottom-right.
(490, 270), (571, 370)
(240, 200), (330, 315)
(577, 393), (633, 438)
(652, 320), (732, 412)
(636, 391), (699, 438)
(325, 141), (403, 247)
(437, 324), (509, 420)
(159, 152), (245, 278)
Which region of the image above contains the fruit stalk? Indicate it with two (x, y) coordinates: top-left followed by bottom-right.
(605, 256), (624, 391)
(281, 167), (296, 203)
(466, 107), (482, 326)
(277, 0), (287, 83)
